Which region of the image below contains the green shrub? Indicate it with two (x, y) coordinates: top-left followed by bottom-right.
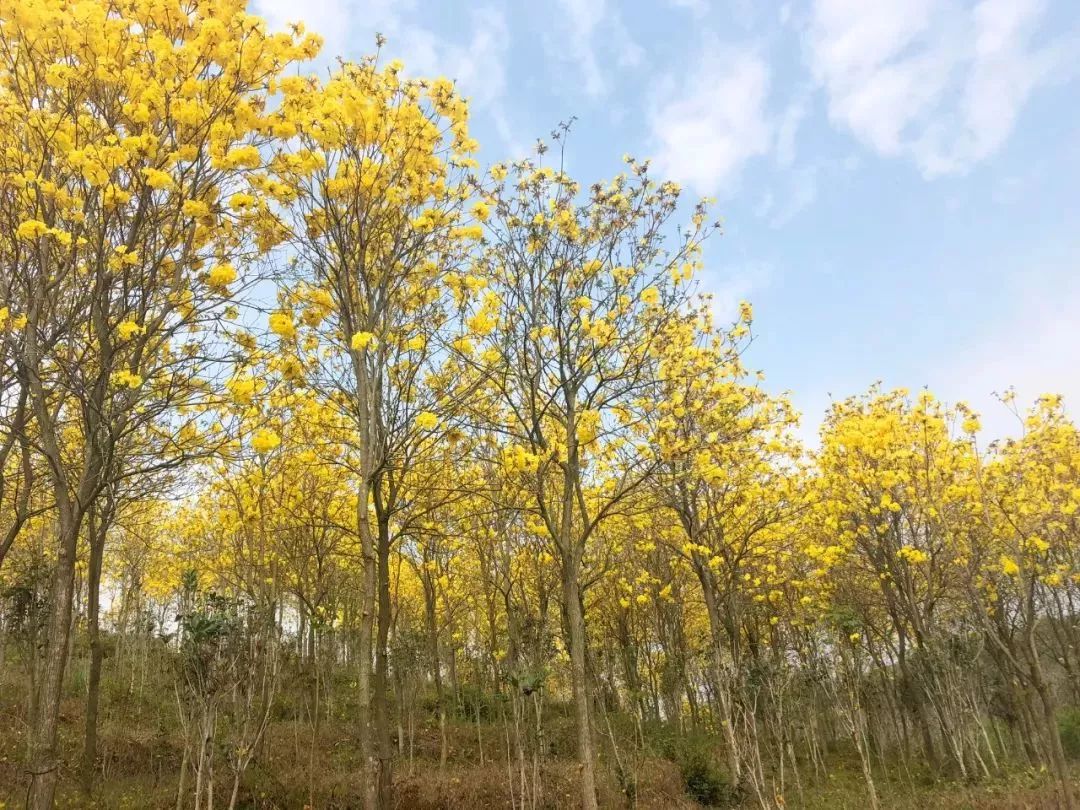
(1059, 707), (1080, 759)
(680, 750), (737, 807)
(661, 733), (739, 807)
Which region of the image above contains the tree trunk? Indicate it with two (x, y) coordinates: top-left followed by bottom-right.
(176, 741), (190, 810)
(374, 513), (394, 807)
(81, 500), (112, 791)
(308, 649), (320, 810)
(1027, 626), (1075, 810)
(81, 567), (105, 791)
(26, 511), (80, 810)
(896, 635), (939, 773)
(356, 483), (376, 810)
(700, 576), (742, 786)
(424, 574), (448, 768)
(561, 559), (598, 810)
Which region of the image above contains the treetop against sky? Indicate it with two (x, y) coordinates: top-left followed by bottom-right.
(248, 0), (1080, 440)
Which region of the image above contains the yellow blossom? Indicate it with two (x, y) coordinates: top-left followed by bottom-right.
(251, 429), (281, 454)
(141, 168), (174, 189)
(16, 220), (49, 240)
(351, 331), (377, 351)
(182, 200), (211, 217)
(207, 264), (238, 289)
(269, 312), (296, 340)
(416, 411), (439, 430)
(897, 546), (929, 565)
(111, 369), (143, 389)
(116, 320), (144, 340)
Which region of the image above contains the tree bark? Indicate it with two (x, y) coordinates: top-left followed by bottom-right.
(561, 559), (598, 810)
(356, 482), (376, 810)
(374, 511), (394, 808)
(423, 572), (448, 768)
(81, 498), (113, 792)
(1027, 625), (1075, 810)
(699, 571), (742, 786)
(26, 510), (80, 810)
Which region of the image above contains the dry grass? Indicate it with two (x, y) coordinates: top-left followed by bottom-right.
(0, 667), (1075, 808)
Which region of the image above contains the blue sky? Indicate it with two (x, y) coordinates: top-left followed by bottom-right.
(255, 0), (1080, 440)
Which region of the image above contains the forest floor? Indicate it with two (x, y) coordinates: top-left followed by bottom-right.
(0, 667), (1074, 809)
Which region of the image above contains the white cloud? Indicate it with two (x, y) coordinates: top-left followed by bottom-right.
(702, 261), (773, 323)
(253, 1), (510, 111)
(546, 0), (645, 98)
(929, 272), (1080, 442)
(255, 0), (362, 58)
(394, 7), (510, 106)
(611, 16), (646, 69)
(555, 0), (608, 97)
(668, 0), (709, 18)
(648, 41), (772, 195)
(804, 0), (1068, 177)
(775, 95), (809, 168)
(755, 169), (820, 228)
(768, 165), (819, 226)
(492, 109), (527, 159)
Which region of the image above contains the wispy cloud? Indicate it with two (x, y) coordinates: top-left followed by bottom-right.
(254, 0), (510, 109)
(392, 7), (510, 107)
(760, 165), (820, 227)
(554, 0), (609, 97)
(702, 261), (774, 323)
(667, 0), (709, 18)
(542, 0), (645, 99)
(775, 95), (809, 169)
(648, 39), (772, 196)
(804, 0), (1070, 177)
(929, 269), (1080, 440)
(254, 0), (362, 60)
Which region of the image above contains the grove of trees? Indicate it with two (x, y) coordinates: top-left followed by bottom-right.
(2, 1), (1080, 808)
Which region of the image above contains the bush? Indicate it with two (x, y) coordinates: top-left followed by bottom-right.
(1059, 707), (1080, 759)
(456, 683), (498, 723)
(680, 749), (738, 807)
(656, 732), (739, 808)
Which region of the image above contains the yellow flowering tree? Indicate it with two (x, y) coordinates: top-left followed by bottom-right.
(811, 389), (986, 778)
(450, 140), (715, 809)
(649, 300), (802, 796)
(269, 51), (478, 808)
(0, 0), (318, 803)
(967, 395), (1080, 808)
